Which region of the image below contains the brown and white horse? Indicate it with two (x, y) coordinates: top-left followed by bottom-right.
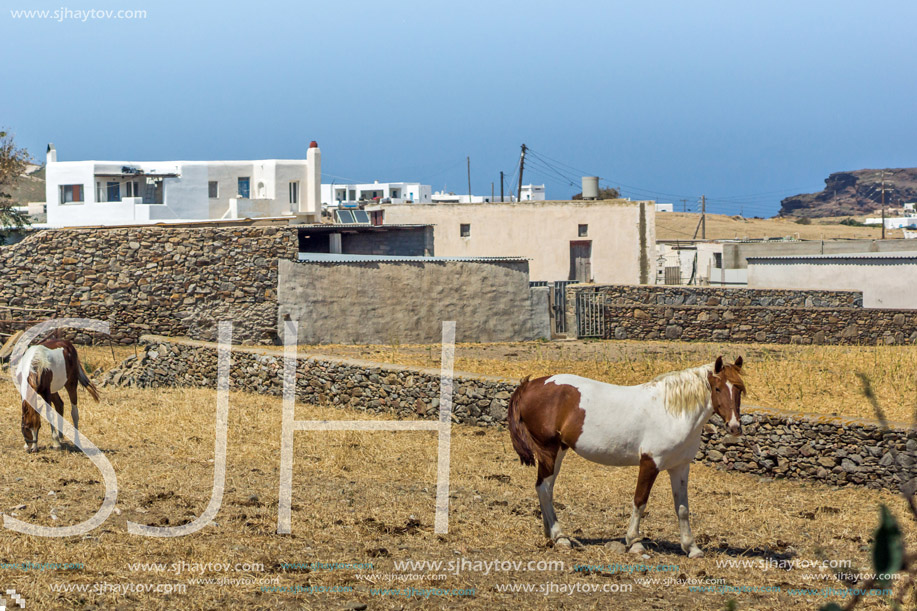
(508, 356), (745, 557)
(16, 339), (100, 453)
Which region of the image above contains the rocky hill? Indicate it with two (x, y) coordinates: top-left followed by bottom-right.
(780, 168), (917, 217)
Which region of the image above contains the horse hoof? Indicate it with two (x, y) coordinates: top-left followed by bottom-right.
(554, 537), (572, 549)
(688, 548), (704, 559)
(628, 542), (646, 554)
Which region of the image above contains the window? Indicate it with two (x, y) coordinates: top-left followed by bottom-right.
(106, 182), (121, 202)
(238, 177), (250, 199)
(208, 181), (219, 199)
(460, 223), (471, 237)
(289, 181), (299, 204)
(713, 252), (723, 269)
(578, 224), (588, 237)
(60, 184), (84, 204)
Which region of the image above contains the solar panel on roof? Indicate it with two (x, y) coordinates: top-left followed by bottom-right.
(336, 210), (355, 223)
(353, 210), (370, 224)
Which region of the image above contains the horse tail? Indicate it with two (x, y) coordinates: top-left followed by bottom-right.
(508, 376), (537, 467)
(76, 359), (100, 402)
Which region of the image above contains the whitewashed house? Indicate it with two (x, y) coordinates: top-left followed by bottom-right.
(45, 142), (322, 227)
(321, 181), (432, 207)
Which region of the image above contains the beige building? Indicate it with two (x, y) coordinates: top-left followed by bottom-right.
(373, 200), (655, 284)
(747, 252), (917, 309)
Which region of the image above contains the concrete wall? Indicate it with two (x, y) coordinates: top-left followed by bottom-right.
(103, 335), (917, 493)
(376, 200), (656, 284)
(277, 258), (548, 344)
(748, 254), (917, 309)
(722, 239), (917, 270)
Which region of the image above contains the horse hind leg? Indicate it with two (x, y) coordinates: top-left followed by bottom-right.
(66, 383), (80, 447)
(536, 446), (577, 547)
(668, 463), (703, 558)
(50, 393), (65, 450)
(626, 453), (659, 550)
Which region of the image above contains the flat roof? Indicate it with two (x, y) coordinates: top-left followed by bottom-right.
(748, 251), (917, 262)
(297, 223), (432, 231)
(297, 253), (528, 263)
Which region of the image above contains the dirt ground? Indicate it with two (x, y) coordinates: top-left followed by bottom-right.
(0, 371), (913, 610)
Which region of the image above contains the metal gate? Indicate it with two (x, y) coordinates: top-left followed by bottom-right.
(575, 289), (605, 338)
(553, 281), (573, 334)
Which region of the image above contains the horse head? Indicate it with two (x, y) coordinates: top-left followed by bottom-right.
(707, 356), (745, 435)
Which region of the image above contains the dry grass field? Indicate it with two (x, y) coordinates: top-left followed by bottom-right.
(655, 212), (891, 241)
(0, 339), (914, 609)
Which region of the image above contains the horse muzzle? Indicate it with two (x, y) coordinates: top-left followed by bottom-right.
(726, 417), (742, 436)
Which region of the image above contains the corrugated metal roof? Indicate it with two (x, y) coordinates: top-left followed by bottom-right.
(296, 223), (432, 229)
(748, 251), (917, 261)
(297, 252), (529, 263)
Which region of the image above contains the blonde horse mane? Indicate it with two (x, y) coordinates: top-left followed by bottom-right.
(651, 363), (715, 416)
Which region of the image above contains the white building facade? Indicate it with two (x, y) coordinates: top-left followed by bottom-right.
(45, 142), (322, 227)
(321, 181), (432, 207)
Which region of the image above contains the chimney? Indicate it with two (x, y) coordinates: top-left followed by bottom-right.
(303, 141), (321, 217)
(46, 143), (57, 164)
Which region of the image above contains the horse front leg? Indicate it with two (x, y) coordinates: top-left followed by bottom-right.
(21, 400), (40, 453)
(668, 462), (703, 558)
(626, 453), (659, 551)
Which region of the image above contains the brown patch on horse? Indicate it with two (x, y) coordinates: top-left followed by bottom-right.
(508, 376), (586, 483)
(634, 454), (659, 508)
(22, 368), (52, 449)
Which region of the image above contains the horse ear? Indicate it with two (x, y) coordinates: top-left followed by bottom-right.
(735, 356), (744, 369)
(714, 356), (724, 373)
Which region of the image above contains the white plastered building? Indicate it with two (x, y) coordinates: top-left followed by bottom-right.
(44, 141), (322, 227)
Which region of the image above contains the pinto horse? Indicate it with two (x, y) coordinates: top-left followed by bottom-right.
(16, 339), (100, 453)
(508, 356), (744, 557)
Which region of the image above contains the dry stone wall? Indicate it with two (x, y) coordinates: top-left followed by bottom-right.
(0, 226), (299, 344)
(102, 336), (917, 493)
(567, 285), (917, 345)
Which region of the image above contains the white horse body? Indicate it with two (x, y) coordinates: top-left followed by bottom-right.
(545, 368), (715, 471)
(19, 345), (69, 394)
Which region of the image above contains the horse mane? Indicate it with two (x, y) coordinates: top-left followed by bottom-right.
(650, 363), (715, 416)
(26, 345), (51, 374)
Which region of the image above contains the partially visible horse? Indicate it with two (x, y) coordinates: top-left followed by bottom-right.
(508, 356), (745, 557)
(16, 339), (100, 453)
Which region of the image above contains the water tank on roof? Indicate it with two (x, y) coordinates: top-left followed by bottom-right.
(582, 176), (599, 200)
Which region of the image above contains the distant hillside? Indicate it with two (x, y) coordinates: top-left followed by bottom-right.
(655, 212), (885, 241)
(8, 166), (45, 205)
(780, 168), (917, 218)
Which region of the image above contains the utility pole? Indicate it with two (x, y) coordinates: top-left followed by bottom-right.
(701, 195), (706, 239)
(491, 182), (494, 202)
(881, 171), (886, 240)
(517, 144), (527, 202)
(680, 198), (688, 213)
(500, 171), (504, 202)
(467, 156), (472, 203)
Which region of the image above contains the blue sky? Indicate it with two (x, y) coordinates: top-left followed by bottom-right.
(3, 0), (916, 216)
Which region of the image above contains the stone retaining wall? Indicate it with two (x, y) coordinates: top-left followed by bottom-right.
(0, 226), (299, 344)
(567, 285), (917, 345)
(102, 335), (917, 492)
(598, 285), (862, 308)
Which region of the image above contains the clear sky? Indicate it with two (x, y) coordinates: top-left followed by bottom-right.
(3, 0), (916, 216)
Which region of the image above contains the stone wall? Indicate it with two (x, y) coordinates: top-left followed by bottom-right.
(277, 258), (549, 344)
(0, 226), (299, 344)
(566, 285), (917, 345)
(102, 335), (917, 493)
(597, 285), (862, 308)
